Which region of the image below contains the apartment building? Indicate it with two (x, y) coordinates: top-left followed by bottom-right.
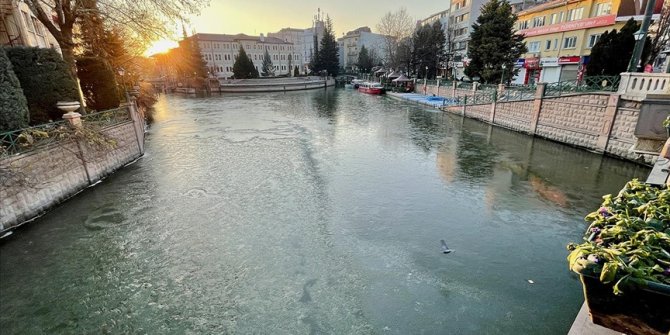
(0, 0), (60, 51)
(515, 0), (665, 84)
(191, 33), (296, 80)
(336, 27), (387, 71)
(449, 0), (489, 78)
(268, 10), (326, 72)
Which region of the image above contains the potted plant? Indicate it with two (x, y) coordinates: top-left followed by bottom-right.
(567, 179), (670, 335)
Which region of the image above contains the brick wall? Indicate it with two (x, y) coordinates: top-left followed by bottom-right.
(494, 100), (534, 133)
(535, 94), (609, 149)
(606, 99), (641, 160)
(0, 108), (144, 232)
(465, 104), (490, 122)
(415, 83), (664, 165)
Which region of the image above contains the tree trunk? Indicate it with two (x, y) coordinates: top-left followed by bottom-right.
(59, 44), (87, 113)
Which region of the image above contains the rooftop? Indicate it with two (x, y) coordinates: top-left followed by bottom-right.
(191, 33), (291, 44)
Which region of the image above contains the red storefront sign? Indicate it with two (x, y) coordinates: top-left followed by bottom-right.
(558, 56), (580, 64)
(525, 57), (540, 69)
(519, 15), (616, 37)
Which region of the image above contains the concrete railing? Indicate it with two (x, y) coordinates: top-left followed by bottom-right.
(618, 72), (670, 100)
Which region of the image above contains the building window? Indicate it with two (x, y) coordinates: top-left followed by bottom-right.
(545, 40), (551, 50)
(532, 16), (545, 27)
(527, 41), (541, 52)
(553, 38), (558, 50)
(594, 2), (612, 16)
(549, 13), (559, 24)
(587, 34), (601, 48)
(21, 11), (34, 32)
(563, 36), (577, 49)
(566, 7), (583, 21)
(519, 20), (529, 30)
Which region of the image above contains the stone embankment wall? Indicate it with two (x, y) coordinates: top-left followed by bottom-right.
(0, 105), (145, 232)
(416, 82), (658, 164)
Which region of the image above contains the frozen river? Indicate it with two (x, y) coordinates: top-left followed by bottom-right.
(0, 89), (650, 334)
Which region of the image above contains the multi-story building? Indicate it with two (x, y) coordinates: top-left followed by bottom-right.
(0, 0), (60, 51)
(336, 27), (387, 72)
(418, 9), (452, 77)
(514, 0), (665, 84)
(190, 33), (296, 80)
(268, 10), (325, 73)
(449, 0), (489, 79)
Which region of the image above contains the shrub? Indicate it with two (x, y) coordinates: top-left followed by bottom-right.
(5, 47), (79, 124)
(76, 56), (120, 111)
(0, 48), (29, 131)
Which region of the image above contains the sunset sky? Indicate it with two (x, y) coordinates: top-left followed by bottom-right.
(186, 0), (448, 37)
(145, 0), (449, 55)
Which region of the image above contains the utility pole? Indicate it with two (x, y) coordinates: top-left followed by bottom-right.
(627, 0), (656, 72)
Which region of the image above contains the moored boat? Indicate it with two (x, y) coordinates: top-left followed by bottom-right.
(358, 82), (384, 95)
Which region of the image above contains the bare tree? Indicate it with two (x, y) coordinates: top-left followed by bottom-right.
(645, 2), (670, 66)
(25, 0), (208, 84)
(376, 7), (415, 69)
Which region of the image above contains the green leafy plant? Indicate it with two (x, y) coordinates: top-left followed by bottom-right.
(567, 179), (670, 295)
(662, 116), (670, 128)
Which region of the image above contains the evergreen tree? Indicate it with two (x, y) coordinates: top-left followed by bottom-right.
(410, 21), (447, 79)
(233, 46), (258, 79)
(587, 19), (651, 75)
(261, 50), (274, 77)
(357, 45), (374, 73)
(294, 66), (300, 77)
(464, 0), (526, 83)
(287, 54), (293, 76)
(6, 47), (80, 124)
(0, 48), (29, 131)
(315, 16), (340, 76)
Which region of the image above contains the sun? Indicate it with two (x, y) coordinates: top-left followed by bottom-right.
(144, 39), (179, 57)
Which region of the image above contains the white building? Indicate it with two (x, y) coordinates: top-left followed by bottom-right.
(0, 0), (60, 51)
(268, 11), (326, 73)
(191, 33), (297, 80)
(337, 27), (388, 72)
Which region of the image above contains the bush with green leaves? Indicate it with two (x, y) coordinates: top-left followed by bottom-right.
(5, 47), (79, 124)
(76, 56), (120, 111)
(568, 179), (670, 295)
(0, 48), (29, 131)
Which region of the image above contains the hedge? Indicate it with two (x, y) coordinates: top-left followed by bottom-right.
(76, 56), (120, 111)
(0, 48), (29, 131)
(5, 47), (79, 124)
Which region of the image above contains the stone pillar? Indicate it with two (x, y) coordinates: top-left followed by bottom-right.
(472, 82), (478, 95)
(62, 112), (82, 127)
(595, 94), (620, 152)
(529, 83), (546, 135)
(452, 81), (457, 98)
(498, 84), (505, 98)
(437, 80), (440, 96)
(127, 101), (145, 155)
(490, 90), (497, 124)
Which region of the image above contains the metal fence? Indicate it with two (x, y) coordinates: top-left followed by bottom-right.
(81, 107), (131, 127)
(0, 107), (131, 158)
(544, 75), (619, 97)
(499, 85), (537, 101)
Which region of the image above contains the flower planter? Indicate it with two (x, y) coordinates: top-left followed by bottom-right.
(573, 267), (670, 335)
(568, 179), (670, 335)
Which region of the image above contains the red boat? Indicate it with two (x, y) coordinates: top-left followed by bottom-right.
(358, 82), (384, 95)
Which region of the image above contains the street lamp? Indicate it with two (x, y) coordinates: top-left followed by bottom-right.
(500, 63), (507, 85)
(627, 0), (656, 72)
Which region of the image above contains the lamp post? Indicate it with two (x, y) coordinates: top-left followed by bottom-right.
(118, 67), (129, 101)
(627, 0), (656, 72)
(500, 63), (507, 85)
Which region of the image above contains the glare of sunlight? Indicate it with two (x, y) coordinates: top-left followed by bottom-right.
(144, 39), (179, 56)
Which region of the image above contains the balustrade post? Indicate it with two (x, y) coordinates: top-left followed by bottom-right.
(62, 112), (82, 128)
